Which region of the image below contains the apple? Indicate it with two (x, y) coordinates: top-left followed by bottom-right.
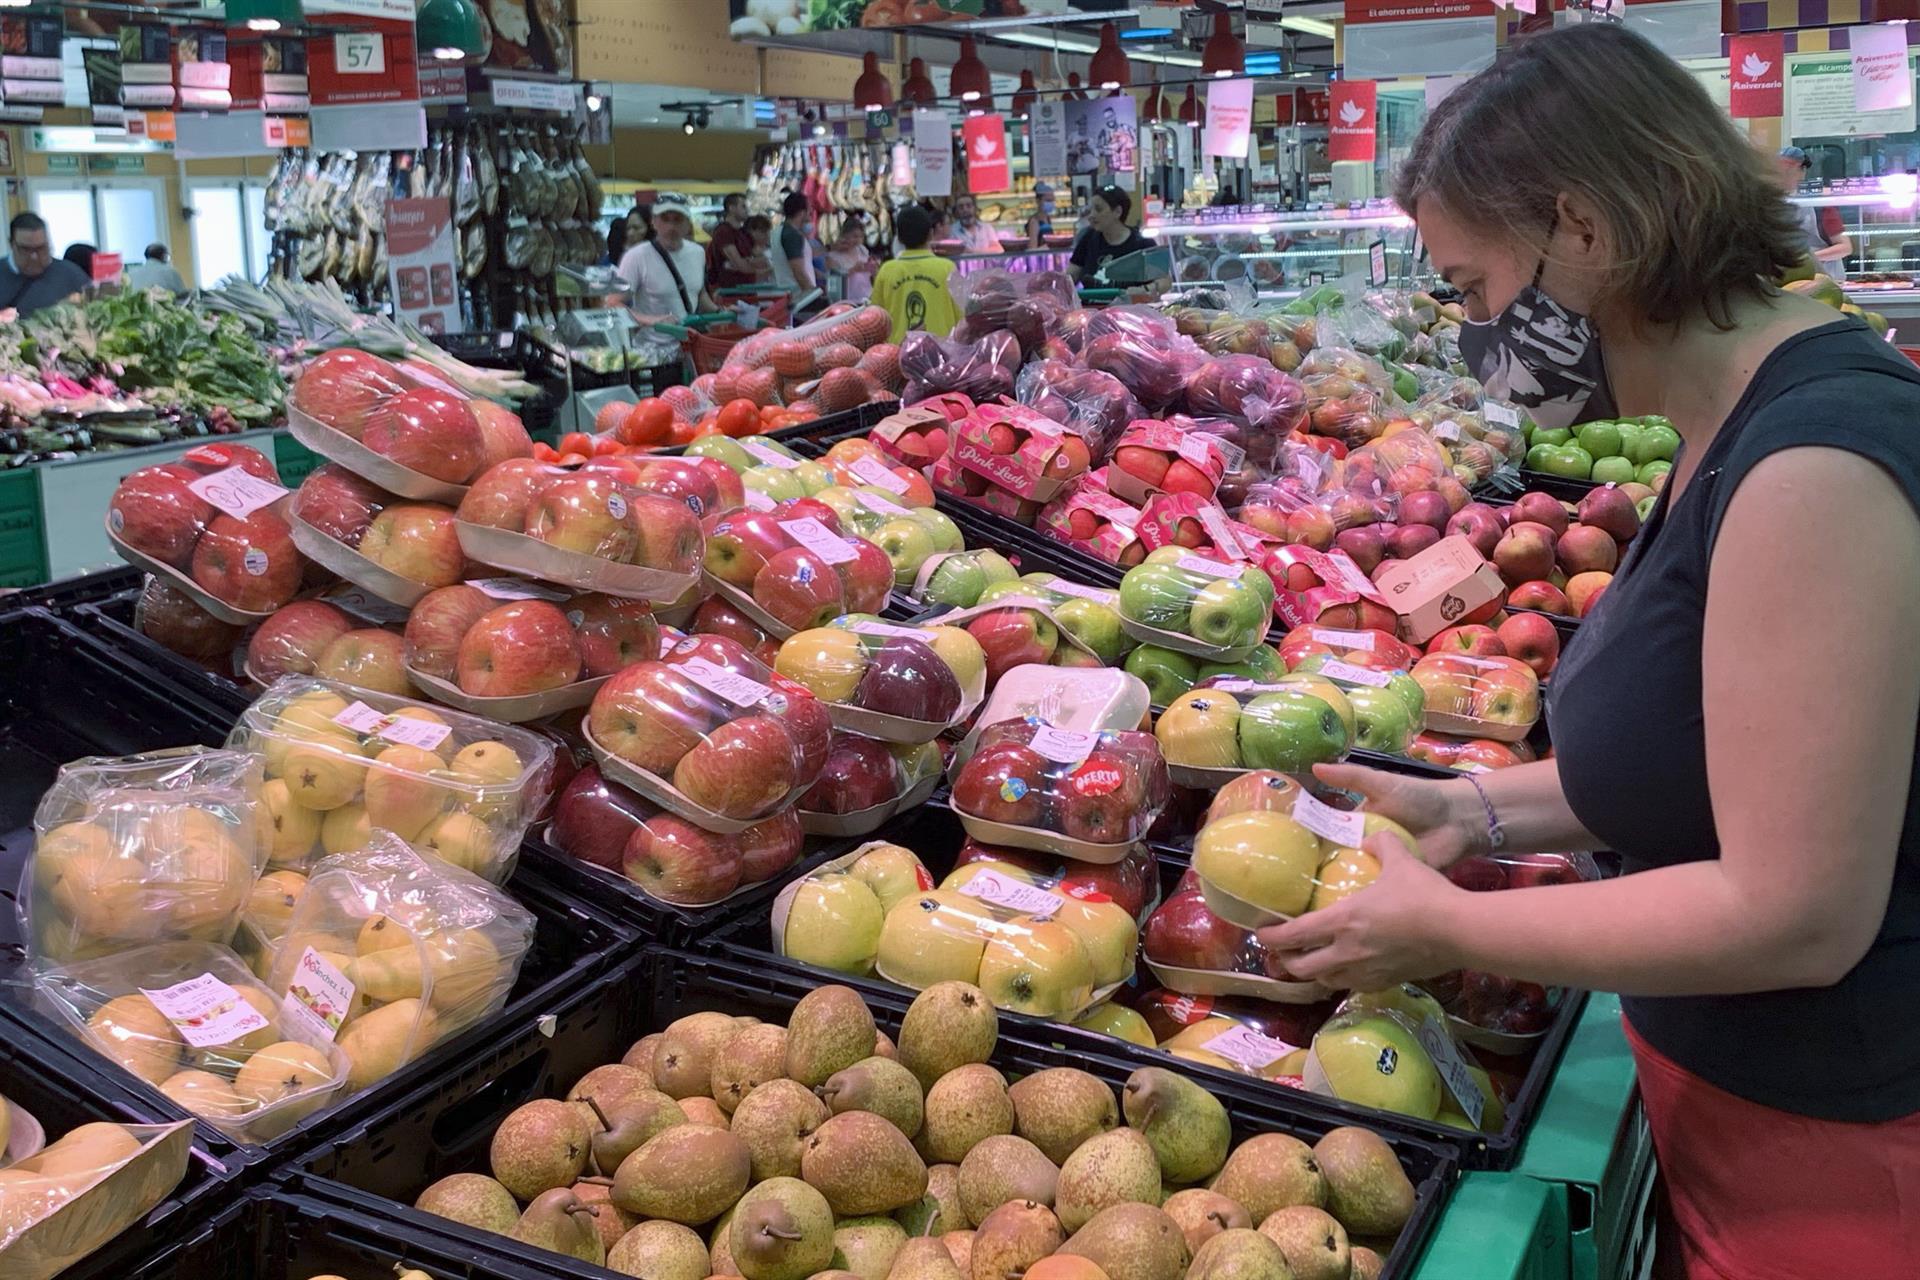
(1496, 613), (1560, 678)
(1508, 492), (1570, 537)
(456, 600), (584, 696)
(1444, 504), (1505, 559)
(551, 765), (649, 870)
(1446, 855), (1509, 893)
(922, 625), (987, 697)
(1188, 577), (1268, 649)
(633, 458), (722, 518)
(838, 538), (896, 615)
(404, 584), (495, 679)
(687, 435), (755, 472)
(754, 547), (848, 631)
(703, 510), (793, 586)
(590, 661), (720, 774)
(1058, 751), (1148, 843)
(743, 465), (806, 505)
(1114, 445), (1170, 488)
(774, 626), (869, 703)
(921, 555), (987, 607)
(976, 918), (1095, 1018)
(1238, 689), (1347, 772)
(1193, 809), (1323, 917)
(1427, 625), (1505, 657)
(358, 503), (464, 587)
(1452, 739), (1526, 770)
(1205, 770), (1302, 823)
(1492, 522), (1558, 587)
(628, 493), (705, 573)
(457, 458), (551, 532)
(292, 348), (404, 438)
(1284, 508), (1336, 550)
(873, 518), (938, 585)
(1590, 456), (1635, 486)
(1399, 490), (1451, 533)
(1198, 645), (1286, 684)
(1566, 571), (1611, 617)
(248, 601), (353, 680)
(470, 398), (534, 470)
(1311, 599), (1398, 633)
(1386, 524), (1441, 561)
(693, 457), (747, 513)
(136, 577), (242, 662)
(966, 609), (1060, 687)
(800, 733), (901, 813)
(1411, 654), (1478, 717)
(1344, 683), (1419, 754)
(527, 473), (641, 562)
(109, 463), (216, 568)
(1576, 485), (1641, 543)
(1118, 562), (1190, 631)
(857, 637), (964, 722)
(315, 627), (415, 697)
(911, 508), (964, 553)
(738, 809), (804, 883)
(762, 681), (833, 780)
(952, 742), (1048, 826)
(623, 812), (743, 904)
(1505, 852), (1584, 889)
(362, 388), (484, 484)
(571, 593), (661, 678)
(1156, 690), (1241, 768)
(671, 714), (799, 818)
(1555, 525), (1618, 576)
(1472, 658), (1540, 725)
(1333, 525), (1387, 575)
(292, 464), (387, 547)
(188, 510), (302, 612)
(1314, 1013), (1443, 1117)
(1123, 644), (1199, 707)
(691, 596), (776, 662)
(1507, 581), (1573, 615)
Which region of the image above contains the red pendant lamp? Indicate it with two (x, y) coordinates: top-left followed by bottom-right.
(1011, 69), (1038, 120)
(1141, 71), (1165, 122)
(951, 36), (990, 104)
(1178, 84), (1204, 124)
(901, 57), (936, 106)
(1202, 10), (1243, 78)
(1089, 21), (1130, 90)
(853, 51), (892, 111)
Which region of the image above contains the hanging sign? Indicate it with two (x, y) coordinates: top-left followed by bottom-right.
(911, 107), (952, 197)
(1202, 78), (1254, 158)
(1095, 95), (1136, 172)
(1328, 80), (1378, 163)
(1274, 92), (1296, 126)
(387, 197), (459, 334)
(1029, 99), (1068, 176)
(1728, 33), (1784, 118)
(1790, 52), (1916, 140)
(490, 78), (578, 111)
(1851, 23), (1912, 114)
(963, 113), (1009, 194)
(175, 27), (232, 113)
(120, 24), (175, 110)
(307, 0), (420, 107)
(1342, 0), (1496, 80)
(1, 14), (64, 110)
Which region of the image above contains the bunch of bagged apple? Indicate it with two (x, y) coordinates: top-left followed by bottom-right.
(408, 981), (1419, 1280)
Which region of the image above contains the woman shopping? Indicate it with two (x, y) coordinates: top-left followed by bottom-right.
(1261, 24), (1920, 1280)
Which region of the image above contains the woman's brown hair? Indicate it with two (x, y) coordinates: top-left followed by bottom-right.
(1394, 23), (1805, 330)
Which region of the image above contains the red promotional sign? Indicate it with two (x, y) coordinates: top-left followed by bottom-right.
(90, 252), (122, 284)
(962, 113), (1010, 194)
(306, 1), (419, 107)
(1299, 88), (1330, 125)
(1728, 33), (1784, 118)
(1274, 93), (1296, 126)
(1328, 81), (1377, 163)
(1344, 0), (1495, 21)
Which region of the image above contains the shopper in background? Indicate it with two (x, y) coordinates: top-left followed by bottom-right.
(926, 203), (952, 246)
(870, 203), (957, 343)
(125, 243), (186, 295)
(0, 216), (89, 317)
(1024, 181), (1057, 249)
(953, 194), (1001, 255)
(825, 214), (876, 302)
(744, 214), (774, 281)
(62, 243), (96, 282)
(772, 192), (816, 293)
(1258, 25), (1920, 1279)
(605, 216), (629, 269)
(707, 192), (761, 290)
(1776, 146), (1852, 278)
(616, 192), (714, 322)
(1067, 185), (1153, 282)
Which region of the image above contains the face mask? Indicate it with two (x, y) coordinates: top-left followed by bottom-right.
(1457, 241), (1608, 432)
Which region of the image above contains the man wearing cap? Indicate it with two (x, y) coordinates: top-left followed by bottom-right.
(1023, 182), (1058, 250)
(617, 192), (715, 322)
(1776, 147), (1852, 277)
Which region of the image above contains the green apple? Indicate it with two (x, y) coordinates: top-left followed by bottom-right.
(1635, 494), (1658, 522)
(1313, 1014), (1444, 1119)
(1589, 455), (1635, 485)
(1344, 982), (1450, 1033)
(851, 842), (931, 915)
(1193, 809), (1323, 916)
(1119, 563), (1193, 631)
(1239, 563), (1277, 609)
(813, 485), (863, 527)
(1383, 671), (1425, 721)
(792, 460), (834, 495)
(1613, 420), (1644, 457)
(1273, 673), (1355, 740)
(921, 555), (987, 606)
(910, 508), (965, 553)
(1531, 444), (1593, 479)
(1124, 644), (1199, 706)
(1626, 422), (1680, 466)
(1054, 598), (1127, 665)
(1072, 1001), (1156, 1047)
(1634, 458), (1672, 487)
(1198, 644), (1284, 684)
(1529, 425), (1573, 448)
(686, 435), (754, 471)
(742, 465), (807, 504)
(923, 625), (987, 695)
(1343, 683), (1419, 753)
(1573, 421), (1622, 460)
(974, 551), (1018, 585)
(1144, 546), (1189, 566)
(873, 518), (938, 585)
(1525, 443), (1558, 472)
(1189, 578), (1267, 649)
(977, 579), (1034, 605)
(1238, 689), (1348, 771)
(1156, 689), (1243, 767)
(1019, 571), (1058, 588)
(782, 872), (885, 974)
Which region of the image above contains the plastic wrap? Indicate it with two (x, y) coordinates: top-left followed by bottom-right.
(288, 348), (411, 442)
(262, 834), (534, 1090)
(798, 733), (944, 835)
(1410, 653), (1540, 742)
(1105, 421), (1232, 506)
(395, 583), (637, 717)
(35, 942), (349, 1138)
(1137, 984), (1335, 1066)
(24, 748), (266, 965)
(289, 464), (465, 601)
(953, 835), (1158, 925)
(720, 305), (894, 372)
(910, 547), (1020, 608)
(0, 1118), (191, 1279)
(1081, 310), (1210, 410)
(584, 633), (833, 830)
(134, 576), (244, 666)
(701, 504), (894, 634)
(948, 718), (1170, 858)
(1143, 878), (1337, 1004)
(1116, 548), (1275, 659)
(898, 329), (1021, 403)
(227, 674), (556, 881)
(1154, 676), (1354, 785)
(242, 601), (357, 684)
(1304, 989), (1495, 1126)
(688, 594), (782, 668)
(770, 840), (934, 977)
(1183, 355), (1308, 438)
(1036, 479), (1146, 567)
(290, 371), (494, 491)
(1015, 362), (1141, 462)
(948, 400), (1094, 502)
(771, 618), (984, 742)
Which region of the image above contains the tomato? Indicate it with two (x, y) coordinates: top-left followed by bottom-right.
(592, 434), (624, 456)
(532, 441), (558, 462)
(560, 432), (595, 458)
(691, 420), (725, 439)
(668, 419), (697, 446)
(716, 398), (760, 438)
(555, 452), (588, 467)
(622, 399), (675, 447)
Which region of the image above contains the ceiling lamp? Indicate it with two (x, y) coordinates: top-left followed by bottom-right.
(228, 0), (303, 30)
(417, 0), (492, 62)
(1089, 21), (1129, 91)
(1065, 71), (1086, 101)
(1011, 69), (1037, 120)
(901, 57), (936, 106)
(950, 36), (990, 103)
(1202, 10), (1244, 78)
(1177, 84), (1203, 124)
(1141, 72), (1164, 122)
(852, 51), (892, 111)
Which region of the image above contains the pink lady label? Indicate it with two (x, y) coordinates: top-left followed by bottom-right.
(1202, 1024), (1298, 1072)
(780, 517), (857, 565)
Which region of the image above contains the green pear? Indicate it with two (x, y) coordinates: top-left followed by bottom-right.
(920, 1064), (1013, 1164)
(612, 1123), (751, 1223)
(413, 1172), (518, 1235)
(1054, 1127), (1162, 1232)
(832, 1215), (909, 1280)
(821, 1055), (925, 1137)
(1186, 1228), (1294, 1280)
(887, 1237), (966, 1280)
(1208, 1135), (1325, 1223)
(1121, 1068), (1230, 1185)
(801, 1110), (928, 1215)
(1256, 1207), (1347, 1280)
(1057, 1203), (1189, 1280)
(1310, 1127), (1414, 1238)
(898, 983), (998, 1090)
(786, 986), (879, 1087)
(573, 1179), (641, 1253)
(1007, 1068), (1118, 1166)
(511, 1187), (605, 1266)
(969, 1200), (1064, 1280)
(655, 1012), (746, 1100)
(730, 1177), (836, 1280)
(956, 1135), (1059, 1225)
(897, 1162), (966, 1235)
(731, 1077), (832, 1182)
(607, 1219), (710, 1280)
(567, 1064), (659, 1114)
(582, 1091), (687, 1177)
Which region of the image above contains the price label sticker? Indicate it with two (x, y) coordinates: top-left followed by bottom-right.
(849, 620), (931, 642)
(1196, 505), (1249, 560)
(855, 490), (914, 518)
(1045, 580), (1119, 606)
(1311, 627), (1376, 650)
(1201, 1024), (1299, 1073)
(187, 464), (288, 519)
(140, 973), (271, 1049)
(1175, 433), (1221, 469)
(679, 656), (772, 706)
(1174, 554), (1244, 580)
(1291, 790), (1366, 847)
(242, 548), (270, 576)
(1414, 1015), (1485, 1127)
(1485, 401), (1521, 429)
(334, 31), (386, 75)
(779, 517), (858, 565)
(743, 488), (777, 512)
(849, 456), (911, 494)
(1030, 725), (1097, 764)
(740, 439), (800, 469)
(280, 947), (355, 1043)
(1368, 238), (1388, 287)
(957, 868), (1062, 919)
(1206, 678), (1286, 694)
(1213, 437), (1247, 472)
(466, 577), (570, 601)
(1317, 660), (1393, 688)
(1433, 419), (1463, 443)
(332, 701), (455, 751)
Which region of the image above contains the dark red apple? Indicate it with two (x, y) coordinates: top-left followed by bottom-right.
(799, 733), (901, 813)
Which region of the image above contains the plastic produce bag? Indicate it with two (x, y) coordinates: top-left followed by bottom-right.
(948, 717), (1170, 856)
(772, 618), (986, 742)
(35, 942), (349, 1139)
(1116, 548), (1276, 658)
(720, 305), (894, 372)
(227, 674), (556, 881)
(1015, 362), (1140, 464)
(898, 329), (1021, 404)
(24, 748), (266, 965)
(0, 1118), (192, 1280)
(1082, 310), (1210, 409)
(1183, 355), (1308, 440)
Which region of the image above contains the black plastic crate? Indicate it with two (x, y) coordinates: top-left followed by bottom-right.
(73, 589), (255, 711)
(1511, 470), (1602, 502)
(1, 564), (141, 616)
(707, 803), (1585, 1172)
(289, 947), (1457, 1280)
(765, 397), (901, 447)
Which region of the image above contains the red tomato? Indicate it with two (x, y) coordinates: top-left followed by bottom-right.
(555, 451), (588, 467)
(592, 434), (624, 456)
(716, 399), (760, 438)
(621, 399), (675, 447)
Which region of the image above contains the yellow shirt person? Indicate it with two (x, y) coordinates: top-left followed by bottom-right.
(871, 248), (958, 343)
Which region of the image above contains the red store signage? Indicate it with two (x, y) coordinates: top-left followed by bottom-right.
(1328, 81), (1377, 163)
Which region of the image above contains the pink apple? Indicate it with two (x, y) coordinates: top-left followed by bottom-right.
(623, 813), (744, 904)
(136, 577), (242, 663)
(763, 682), (833, 781)
(800, 732), (900, 813)
(358, 502), (465, 587)
(404, 584), (496, 679)
(691, 456), (746, 514)
(189, 511), (303, 612)
(704, 510), (794, 586)
(664, 632), (764, 676)
(1470, 658), (1541, 724)
(457, 458), (553, 532)
(691, 596), (776, 661)
(671, 714), (799, 818)
(315, 627), (415, 697)
(1427, 625), (1505, 657)
(551, 765), (651, 871)
(628, 493), (704, 573)
(1333, 525), (1388, 575)
(754, 548), (847, 631)
(1445, 504), (1505, 559)
(1447, 856), (1510, 892)
(109, 464), (215, 568)
(1453, 739), (1526, 770)
(782, 499), (841, 531)
(292, 348), (405, 439)
(1143, 891), (1245, 972)
(1492, 521), (1558, 587)
(1460, 590), (1507, 627)
(1398, 490), (1452, 533)
(1496, 612), (1560, 678)
(1504, 852), (1583, 889)
(589, 662), (720, 775)
(455, 600), (584, 696)
(965, 608), (1059, 687)
(1507, 581), (1573, 615)
(633, 458), (721, 519)
(527, 473), (641, 562)
(247, 601), (353, 680)
(1555, 525), (1619, 577)
(1566, 571), (1611, 617)
(361, 388), (484, 484)
(571, 593), (660, 679)
(469, 399), (534, 470)
(1434, 474), (1471, 514)
(738, 809), (804, 883)
(1312, 599), (1398, 633)
(838, 538), (896, 615)
(1509, 492), (1570, 537)
(1576, 486), (1641, 543)
(1386, 523), (1442, 561)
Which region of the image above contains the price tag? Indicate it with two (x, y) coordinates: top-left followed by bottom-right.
(1206, 678), (1285, 694)
(849, 456), (911, 494)
(779, 517), (858, 565)
(140, 973), (271, 1049)
(849, 620), (932, 642)
(1030, 725), (1097, 764)
(1367, 239), (1388, 287)
(855, 490), (914, 518)
(957, 868), (1062, 919)
(679, 656), (772, 706)
(1317, 660), (1392, 688)
(187, 465), (288, 519)
(280, 947), (355, 1043)
(1414, 1015), (1485, 1127)
(1432, 420), (1463, 443)
(1196, 505), (1249, 561)
(1311, 627), (1376, 650)
(333, 701), (455, 751)
(1175, 433), (1221, 469)
(334, 31), (385, 75)
(740, 439), (800, 469)
(1174, 554), (1244, 580)
(1485, 402), (1521, 429)
(1045, 580), (1119, 606)
(1291, 790), (1366, 847)
(1201, 1024), (1299, 1073)
(466, 577), (570, 601)
(743, 488), (777, 511)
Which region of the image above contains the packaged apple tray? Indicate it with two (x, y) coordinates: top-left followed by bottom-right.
(280, 945), (1456, 1280)
(0, 608), (635, 1174)
(709, 803), (1588, 1171)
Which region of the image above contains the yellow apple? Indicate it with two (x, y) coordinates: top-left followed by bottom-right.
(851, 843), (931, 914)
(1156, 690), (1242, 768)
(1049, 896), (1138, 987)
(875, 890), (993, 989)
(1193, 809), (1324, 917)
(782, 872), (886, 974)
(1307, 847), (1380, 911)
(977, 919), (1094, 1018)
(922, 625), (987, 697)
(774, 627), (869, 703)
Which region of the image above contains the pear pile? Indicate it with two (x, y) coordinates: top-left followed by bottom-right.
(414, 983), (1417, 1280)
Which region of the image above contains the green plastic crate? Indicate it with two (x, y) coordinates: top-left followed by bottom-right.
(0, 466), (47, 585)
(272, 430), (324, 486)
(1414, 1172), (1570, 1280)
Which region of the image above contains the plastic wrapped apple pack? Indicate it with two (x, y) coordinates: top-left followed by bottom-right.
(1104, 420), (1234, 506)
(701, 504), (895, 637)
(1154, 674), (1356, 786)
(816, 439), (938, 510)
(242, 593), (406, 687)
(1304, 986), (1500, 1130)
(1299, 370), (1399, 452)
(1133, 985), (1337, 1078)
(939, 596), (1107, 692)
(910, 547), (1022, 608)
(23, 748), (267, 966)
(287, 464), (464, 607)
(976, 573), (1135, 668)
(959, 664), (1151, 766)
(1116, 548), (1276, 662)
(1143, 870), (1336, 1005)
(584, 633), (833, 833)
(947, 401), (1095, 503)
(105, 441), (305, 624)
(771, 839), (936, 977)
(134, 575), (245, 669)
(453, 457), (704, 603)
(948, 718), (1171, 861)
(952, 834), (1160, 927)
(772, 619), (986, 743)
(1410, 653), (1541, 743)
(798, 733), (945, 837)
(1133, 493), (1272, 567)
(1181, 354), (1308, 440)
(0, 1117), (193, 1280)
(1236, 473), (1397, 552)
(261, 835), (533, 1094)
(1036, 479), (1146, 568)
(227, 675), (557, 882)
(1407, 731), (1536, 773)
(35, 942), (350, 1141)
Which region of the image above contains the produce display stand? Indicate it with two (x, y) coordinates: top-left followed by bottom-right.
(1411, 1172), (1571, 1280)
(283, 946), (1460, 1280)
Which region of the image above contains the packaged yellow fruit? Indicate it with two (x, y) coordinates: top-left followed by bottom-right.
(33, 941), (348, 1142)
(24, 747), (266, 964)
(0, 1117), (193, 1278)
(228, 676), (557, 882)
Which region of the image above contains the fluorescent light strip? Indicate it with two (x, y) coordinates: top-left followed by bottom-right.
(1280, 16), (1337, 37)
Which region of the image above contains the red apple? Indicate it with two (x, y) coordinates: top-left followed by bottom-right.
(1054, 855), (1151, 922)
(358, 503), (464, 587)
(1566, 571), (1611, 618)
(455, 600), (584, 696)
(628, 493), (704, 573)
(692, 596), (776, 660)
(1576, 486), (1641, 543)
(1143, 891), (1244, 972)
(589, 662), (720, 775)
(1445, 504), (1505, 559)
(855, 637), (963, 723)
(838, 538), (896, 615)
(1507, 581), (1573, 615)
(315, 628), (415, 697)
(704, 510), (791, 586)
(248, 600), (353, 680)
(1332, 525), (1387, 575)
(1492, 521), (1558, 587)
(362, 388), (484, 483)
(1447, 856), (1510, 893)
(109, 464), (215, 568)
(292, 348), (405, 439)
(404, 584), (495, 680)
(1496, 612), (1560, 678)
(457, 458), (552, 532)
(1453, 739), (1526, 770)
(754, 548), (847, 631)
(1434, 474), (1471, 514)
(551, 765), (651, 871)
(189, 511), (302, 612)
(1427, 625), (1505, 657)
(692, 456), (746, 513)
(571, 593), (661, 679)
(1398, 490), (1451, 533)
(292, 463), (389, 548)
(952, 742), (1048, 826)
(634, 458), (721, 519)
(1555, 525), (1618, 577)
(1504, 852), (1583, 889)
(469, 399), (534, 470)
(1470, 659), (1540, 724)
(782, 499), (841, 531)
(1508, 492), (1570, 537)
(623, 813), (743, 904)
(764, 683), (833, 781)
(671, 714), (799, 818)
(1385, 524), (1442, 560)
(800, 732), (901, 813)
(964, 608), (1059, 687)
(665, 631), (764, 676)
(1058, 751), (1145, 843)
(738, 808), (804, 883)
(136, 577), (242, 663)
(1311, 599), (1397, 632)
(527, 473), (641, 562)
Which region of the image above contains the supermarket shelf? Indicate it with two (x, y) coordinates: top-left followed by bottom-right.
(1413, 1171), (1571, 1280)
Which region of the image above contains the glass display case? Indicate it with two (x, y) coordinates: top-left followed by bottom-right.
(1789, 184), (1920, 320)
(1145, 201), (1428, 301)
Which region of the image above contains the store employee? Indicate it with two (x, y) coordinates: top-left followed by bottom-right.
(1777, 146), (1852, 277)
(953, 195), (1001, 255)
(1067, 186), (1154, 282)
(617, 193), (715, 321)
(0, 213), (89, 317)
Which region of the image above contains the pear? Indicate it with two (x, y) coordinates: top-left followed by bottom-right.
(1055, 1127), (1162, 1232)
(898, 982), (998, 1090)
(875, 1030), (898, 1060)
(491, 1098), (591, 1201)
(567, 1063), (655, 1114)
(832, 1215), (909, 1280)
(583, 1091), (686, 1176)
(1256, 1207), (1347, 1280)
(801, 1111), (927, 1215)
(1162, 1190), (1250, 1254)
(899, 1162), (965, 1235)
(956, 1135), (1058, 1226)
(919, 1064), (1013, 1164)
(512, 1187), (605, 1266)
(1349, 1245), (1385, 1280)
(1058, 1203), (1190, 1280)
(730, 1176), (836, 1280)
(414, 1172), (518, 1235)
(1185, 1229), (1293, 1280)
(786, 986), (879, 1087)
(85, 993), (182, 1086)
(731, 1076), (831, 1181)
(939, 1231), (974, 1275)
(968, 1200), (1063, 1280)
(814, 1271), (867, 1280)
(608, 1219), (711, 1280)
(711, 1204), (742, 1276)
(1208, 1135), (1325, 1223)
(821, 1056), (925, 1137)
(613, 1122), (751, 1223)
(1026, 1260), (1109, 1280)
(888, 1236), (966, 1280)
(573, 1178), (641, 1252)
(683, 1096), (732, 1129)
(1310, 1128), (1414, 1237)
(1008, 1068), (1118, 1166)
(714, 1023), (791, 1113)
(1122, 1069), (1230, 1186)
(622, 1033), (663, 1083)
(337, 998), (434, 1089)
(656, 1012), (746, 1099)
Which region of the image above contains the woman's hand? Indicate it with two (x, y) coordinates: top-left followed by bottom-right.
(1257, 830), (1463, 991)
(1313, 762), (1480, 869)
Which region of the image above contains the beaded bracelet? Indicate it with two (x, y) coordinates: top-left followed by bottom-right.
(1463, 771), (1507, 852)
